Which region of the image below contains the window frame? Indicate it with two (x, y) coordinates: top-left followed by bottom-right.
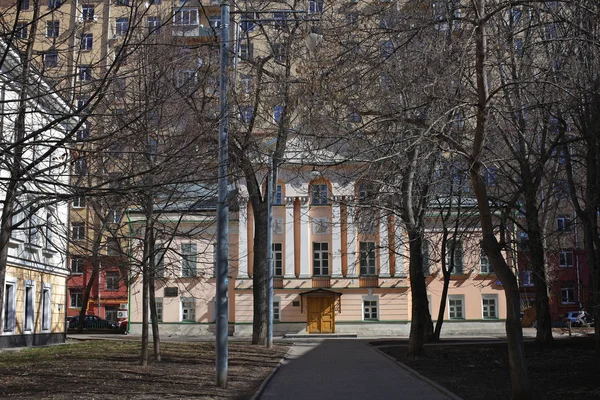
(363, 296), (379, 321)
(70, 289), (83, 308)
(82, 4), (95, 21)
(447, 239), (464, 274)
(482, 294), (498, 319)
(71, 256), (84, 274)
(480, 250), (493, 274)
(105, 271), (120, 291)
(3, 277), (17, 333)
(448, 295), (464, 320)
(78, 65), (92, 81)
(311, 183), (329, 206)
(80, 33), (93, 51)
(23, 281), (35, 332)
(272, 242), (283, 276)
(359, 241), (377, 276)
(559, 250), (573, 268)
(71, 222), (85, 241)
(181, 242), (197, 277)
(561, 285), (576, 305)
(46, 20), (59, 38)
(155, 298), (163, 322)
(45, 50), (59, 68)
(312, 242), (330, 276)
(181, 297), (196, 321)
(15, 21), (28, 39)
(273, 297), (281, 322)
(42, 285), (52, 331)
(557, 215), (571, 232)
(115, 17), (129, 36)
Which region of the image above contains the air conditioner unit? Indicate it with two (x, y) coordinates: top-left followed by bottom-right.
(119, 303), (128, 309)
(117, 310), (128, 318)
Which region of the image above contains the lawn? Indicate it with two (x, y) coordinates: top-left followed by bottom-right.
(0, 339), (289, 399)
(376, 336), (600, 400)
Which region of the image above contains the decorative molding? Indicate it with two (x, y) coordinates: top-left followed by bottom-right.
(273, 218), (284, 234)
(285, 196), (296, 206)
(312, 217), (330, 234)
(299, 196), (310, 206)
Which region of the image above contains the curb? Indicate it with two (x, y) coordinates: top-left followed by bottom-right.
(372, 345), (463, 400)
(250, 345), (294, 400)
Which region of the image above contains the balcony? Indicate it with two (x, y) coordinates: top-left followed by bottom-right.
(172, 25), (221, 38)
(359, 277), (378, 288)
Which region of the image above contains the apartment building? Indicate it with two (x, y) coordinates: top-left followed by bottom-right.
(0, 43), (75, 348)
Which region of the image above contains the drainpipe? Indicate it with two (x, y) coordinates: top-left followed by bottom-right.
(126, 210), (133, 334)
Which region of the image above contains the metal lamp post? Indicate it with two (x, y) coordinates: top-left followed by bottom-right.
(216, 0), (230, 388)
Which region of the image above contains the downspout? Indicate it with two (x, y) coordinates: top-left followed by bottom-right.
(126, 210), (133, 334)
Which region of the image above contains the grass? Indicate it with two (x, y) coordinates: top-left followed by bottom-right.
(0, 339), (289, 399)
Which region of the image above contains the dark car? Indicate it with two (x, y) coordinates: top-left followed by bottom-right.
(69, 315), (119, 330)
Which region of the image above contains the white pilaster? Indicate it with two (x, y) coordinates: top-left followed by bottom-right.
(237, 201), (249, 278)
(284, 197), (296, 278)
(346, 204), (358, 277)
(379, 213), (390, 277)
(299, 198), (311, 278)
(331, 202), (342, 278)
(394, 217), (405, 277)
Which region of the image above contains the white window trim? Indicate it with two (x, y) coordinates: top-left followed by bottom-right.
(362, 295), (379, 321)
(41, 283), (52, 332)
(3, 275), (18, 335)
(273, 296), (281, 322)
(482, 294), (499, 319)
(181, 297), (196, 322)
(448, 294), (465, 320)
(23, 280), (36, 333)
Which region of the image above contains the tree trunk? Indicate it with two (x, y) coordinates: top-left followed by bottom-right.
(140, 225), (151, 366)
(252, 202), (269, 345)
(148, 227), (160, 361)
(406, 230), (431, 357)
(433, 268), (450, 341)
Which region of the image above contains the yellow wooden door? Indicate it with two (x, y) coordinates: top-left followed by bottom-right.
(307, 297), (336, 334)
(308, 297), (321, 333)
(321, 298), (335, 333)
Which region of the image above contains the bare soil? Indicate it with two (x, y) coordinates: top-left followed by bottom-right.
(376, 335), (600, 400)
(0, 339), (289, 399)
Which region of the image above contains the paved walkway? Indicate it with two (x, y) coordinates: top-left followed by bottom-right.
(259, 340), (456, 400)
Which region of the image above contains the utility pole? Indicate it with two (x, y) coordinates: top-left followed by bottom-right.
(216, 0), (230, 389)
(266, 154), (275, 348)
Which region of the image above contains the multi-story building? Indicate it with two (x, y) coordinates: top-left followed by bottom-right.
(0, 43), (75, 348)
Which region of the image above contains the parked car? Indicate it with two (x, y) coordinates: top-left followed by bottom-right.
(68, 315), (119, 330)
(563, 311), (594, 327)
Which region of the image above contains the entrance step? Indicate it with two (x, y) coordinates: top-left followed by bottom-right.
(283, 333), (358, 339)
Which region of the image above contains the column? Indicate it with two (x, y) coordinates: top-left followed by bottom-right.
(299, 197), (311, 278)
(394, 217), (405, 277)
(284, 197), (296, 278)
(237, 201), (249, 278)
(346, 203), (358, 277)
(379, 213), (390, 277)
(331, 202), (343, 278)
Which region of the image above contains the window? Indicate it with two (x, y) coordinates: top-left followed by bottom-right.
(482, 295), (498, 319)
(3, 281), (16, 332)
(70, 289), (83, 308)
(24, 282), (34, 331)
(274, 184), (283, 205)
(116, 17), (129, 35)
(519, 231), (530, 251)
(240, 43), (253, 60)
(72, 195), (85, 208)
(273, 105), (284, 123)
(148, 16), (160, 34)
(345, 12), (358, 25)
(555, 180), (569, 199)
(76, 129), (89, 141)
(155, 249), (166, 277)
(41, 286), (51, 331)
(448, 295), (464, 319)
(363, 298), (378, 321)
(272, 243), (283, 276)
(561, 285), (575, 304)
(20, 0), (29, 10)
(78, 65), (92, 81)
(155, 298), (163, 322)
(209, 15), (221, 30)
(45, 50), (58, 68)
(273, 299), (280, 322)
(509, 8), (521, 24)
(105, 306), (118, 322)
(48, 0), (62, 9)
(308, 0), (323, 14)
(45, 209), (54, 248)
(76, 98), (89, 113)
(71, 256), (84, 274)
(480, 250), (493, 274)
(74, 158), (87, 176)
(105, 271), (119, 291)
(273, 43), (287, 63)
(71, 222), (85, 241)
(521, 271), (533, 286)
(359, 241), (376, 276)
(381, 40), (393, 58)
(116, 0), (129, 5)
(241, 13), (255, 32)
(181, 243), (197, 277)
(350, 111), (362, 123)
(559, 250), (573, 267)
(181, 298), (195, 321)
(239, 106), (253, 123)
(422, 239), (430, 275)
(313, 242), (329, 276)
(26, 206), (39, 245)
(514, 38), (523, 56)
(447, 239), (464, 274)
(241, 74), (253, 94)
(80, 33), (93, 50)
(483, 167), (497, 187)
(174, 9), (198, 26)
(273, 12), (288, 29)
(175, 70), (197, 90)
(46, 21), (59, 38)
(15, 22), (28, 39)
(557, 215), (571, 232)
(82, 5), (94, 21)
(106, 237), (120, 256)
(311, 184), (328, 205)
